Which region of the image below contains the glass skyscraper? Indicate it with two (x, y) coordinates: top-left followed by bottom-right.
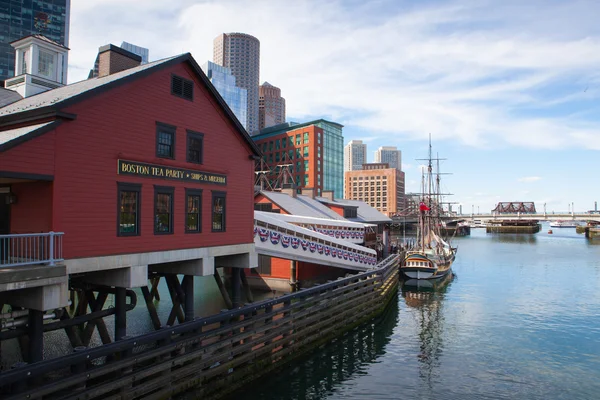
(316, 120), (344, 199)
(120, 42), (149, 64)
(251, 119), (344, 199)
(201, 61), (247, 129)
(0, 0), (70, 82)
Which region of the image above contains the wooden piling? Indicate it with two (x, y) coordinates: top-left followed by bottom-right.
(213, 268), (233, 309)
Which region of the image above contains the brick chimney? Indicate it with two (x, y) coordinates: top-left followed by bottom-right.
(91, 44), (142, 78)
(321, 190), (335, 201)
(280, 187), (296, 198)
(301, 188), (316, 199)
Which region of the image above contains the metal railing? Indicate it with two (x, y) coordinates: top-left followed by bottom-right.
(0, 232), (64, 268)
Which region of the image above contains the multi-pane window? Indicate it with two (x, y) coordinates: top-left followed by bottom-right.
(295, 135), (301, 145)
(269, 141), (273, 151)
(288, 150), (294, 159)
(156, 123), (176, 159)
(275, 152), (280, 162)
(212, 192), (226, 232)
(296, 148), (301, 158)
(186, 130), (204, 164)
(304, 160), (309, 171)
(275, 140), (280, 150)
(303, 147), (309, 157)
(154, 186), (174, 234)
(20, 50), (28, 75)
(118, 183), (141, 236)
(185, 189), (202, 233)
(282, 138), (287, 148)
(303, 132), (309, 144)
(289, 137), (294, 147)
(38, 49), (55, 79)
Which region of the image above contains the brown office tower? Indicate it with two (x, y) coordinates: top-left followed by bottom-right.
(259, 82), (285, 130)
(344, 163), (406, 216)
(214, 32), (260, 134)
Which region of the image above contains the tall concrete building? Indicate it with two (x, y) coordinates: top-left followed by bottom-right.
(0, 0), (71, 83)
(374, 146), (402, 170)
(259, 82), (285, 130)
(344, 140), (367, 171)
(213, 33), (260, 134)
(201, 61), (248, 128)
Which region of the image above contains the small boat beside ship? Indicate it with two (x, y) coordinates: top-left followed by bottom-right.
(549, 220), (580, 228)
(400, 138), (457, 281)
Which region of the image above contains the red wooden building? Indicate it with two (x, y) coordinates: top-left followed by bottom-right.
(0, 40), (260, 359)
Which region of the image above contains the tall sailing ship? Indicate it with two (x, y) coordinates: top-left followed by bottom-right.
(400, 139), (457, 280)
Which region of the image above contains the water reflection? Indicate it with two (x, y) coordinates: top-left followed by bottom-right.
(488, 234), (538, 244)
(401, 274), (454, 387)
(229, 295), (400, 400)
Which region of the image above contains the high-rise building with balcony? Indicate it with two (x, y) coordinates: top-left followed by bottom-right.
(0, 0), (71, 83)
(374, 146), (402, 170)
(259, 82), (285, 130)
(201, 61), (247, 128)
(213, 33), (260, 134)
(344, 140), (367, 171)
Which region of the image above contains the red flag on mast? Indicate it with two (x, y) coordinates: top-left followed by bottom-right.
(419, 202), (430, 211)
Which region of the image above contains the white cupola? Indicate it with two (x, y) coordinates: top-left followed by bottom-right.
(4, 34), (69, 98)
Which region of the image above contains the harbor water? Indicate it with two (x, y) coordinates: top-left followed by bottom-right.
(235, 224), (600, 400)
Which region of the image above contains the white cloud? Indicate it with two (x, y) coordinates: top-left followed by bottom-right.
(67, 0), (600, 150)
(518, 176), (542, 182)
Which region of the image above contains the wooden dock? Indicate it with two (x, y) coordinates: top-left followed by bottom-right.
(0, 255), (400, 400)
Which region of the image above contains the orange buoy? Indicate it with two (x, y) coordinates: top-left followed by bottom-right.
(548, 230), (553, 234)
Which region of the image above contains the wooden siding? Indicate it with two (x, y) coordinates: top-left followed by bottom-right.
(9, 181), (53, 233)
(0, 130), (56, 176)
(7, 62), (255, 259)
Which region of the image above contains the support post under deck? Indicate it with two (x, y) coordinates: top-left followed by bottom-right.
(231, 268), (241, 308)
(28, 309), (43, 363)
(183, 275), (194, 322)
(115, 287), (126, 341)
(290, 260), (298, 292)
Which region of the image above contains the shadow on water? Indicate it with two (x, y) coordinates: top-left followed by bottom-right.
(487, 233), (537, 244)
(401, 273), (454, 388)
(226, 294), (400, 400)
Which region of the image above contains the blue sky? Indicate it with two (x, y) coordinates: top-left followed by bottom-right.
(68, 0), (600, 214)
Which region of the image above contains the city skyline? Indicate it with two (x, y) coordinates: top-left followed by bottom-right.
(64, 1), (599, 212)
(213, 32), (260, 134)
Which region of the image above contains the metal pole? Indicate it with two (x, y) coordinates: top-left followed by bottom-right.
(28, 309), (43, 363)
(183, 275), (194, 322)
(48, 231), (55, 266)
(115, 287), (126, 340)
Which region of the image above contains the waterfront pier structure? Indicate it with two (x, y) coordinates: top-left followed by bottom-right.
(0, 38), (400, 398)
(0, 45), (263, 366)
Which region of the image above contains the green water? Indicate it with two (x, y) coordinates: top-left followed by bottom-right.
(237, 225), (600, 400)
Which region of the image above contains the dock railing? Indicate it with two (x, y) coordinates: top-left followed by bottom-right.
(0, 232), (64, 268)
(0, 254), (400, 400)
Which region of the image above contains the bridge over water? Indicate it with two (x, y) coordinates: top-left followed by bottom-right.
(389, 212), (600, 226)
